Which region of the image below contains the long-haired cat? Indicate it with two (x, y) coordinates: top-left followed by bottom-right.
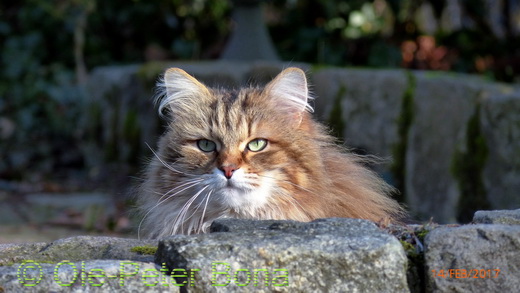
(137, 67), (404, 238)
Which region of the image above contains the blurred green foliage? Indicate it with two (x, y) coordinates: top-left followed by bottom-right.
(1, 0), (519, 181)
(0, 0), (231, 180)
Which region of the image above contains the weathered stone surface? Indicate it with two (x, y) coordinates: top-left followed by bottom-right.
(473, 209), (520, 225)
(3, 217), (520, 292)
(209, 218), (283, 232)
(156, 218), (409, 293)
(424, 224), (520, 292)
(481, 93), (520, 210)
(312, 68), (407, 167)
(405, 72), (508, 223)
(0, 260), (177, 292)
(0, 236), (157, 265)
(0, 241), (48, 266)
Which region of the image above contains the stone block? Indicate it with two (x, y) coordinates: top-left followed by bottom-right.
(405, 72), (504, 223)
(0, 236), (157, 265)
(481, 93), (520, 210)
(425, 224), (520, 292)
(156, 218), (409, 292)
(473, 209), (520, 225)
(312, 68), (407, 163)
(0, 260), (176, 292)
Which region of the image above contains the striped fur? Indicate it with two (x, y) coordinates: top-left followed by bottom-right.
(137, 67), (405, 238)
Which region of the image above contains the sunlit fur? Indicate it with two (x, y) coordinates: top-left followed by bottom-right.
(137, 67), (405, 238)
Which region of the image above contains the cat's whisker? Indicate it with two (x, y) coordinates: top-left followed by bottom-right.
(145, 142), (196, 176)
(154, 178), (204, 204)
(186, 188), (213, 222)
(137, 180), (203, 240)
(172, 185), (210, 235)
(197, 189), (214, 234)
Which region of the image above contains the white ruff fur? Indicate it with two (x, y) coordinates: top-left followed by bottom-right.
(140, 168), (277, 237)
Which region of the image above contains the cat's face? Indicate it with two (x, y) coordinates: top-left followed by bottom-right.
(154, 68), (317, 217)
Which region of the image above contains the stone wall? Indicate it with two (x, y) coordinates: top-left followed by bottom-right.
(1, 210), (519, 292)
(82, 61), (520, 223)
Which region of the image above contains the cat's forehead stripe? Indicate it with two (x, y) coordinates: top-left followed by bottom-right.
(204, 89), (253, 146)
(223, 91), (239, 131)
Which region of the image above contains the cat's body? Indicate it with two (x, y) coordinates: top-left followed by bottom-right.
(137, 67), (404, 238)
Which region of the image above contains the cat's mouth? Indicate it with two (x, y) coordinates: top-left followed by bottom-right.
(222, 179), (251, 191)
(225, 180), (234, 188)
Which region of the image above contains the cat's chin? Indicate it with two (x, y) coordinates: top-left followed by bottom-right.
(216, 184), (271, 211)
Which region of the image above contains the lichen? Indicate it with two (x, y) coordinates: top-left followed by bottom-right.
(130, 245), (157, 255)
(390, 71), (416, 203)
(451, 103), (491, 223)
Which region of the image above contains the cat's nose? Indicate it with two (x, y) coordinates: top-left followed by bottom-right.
(220, 165), (239, 179)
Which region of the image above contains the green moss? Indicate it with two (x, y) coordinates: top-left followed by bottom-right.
(400, 240), (416, 255)
(390, 71), (416, 203)
(327, 86), (346, 140)
(416, 228), (430, 241)
(130, 245), (157, 255)
(451, 103), (491, 223)
(395, 224), (431, 293)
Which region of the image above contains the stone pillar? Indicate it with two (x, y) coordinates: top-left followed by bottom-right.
(221, 0), (279, 61)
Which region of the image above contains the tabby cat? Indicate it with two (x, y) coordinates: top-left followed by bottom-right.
(137, 67), (404, 238)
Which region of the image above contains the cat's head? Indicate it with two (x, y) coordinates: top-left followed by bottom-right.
(153, 67), (323, 217)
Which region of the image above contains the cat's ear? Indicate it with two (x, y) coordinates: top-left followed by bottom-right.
(155, 68), (211, 118)
(264, 67), (313, 124)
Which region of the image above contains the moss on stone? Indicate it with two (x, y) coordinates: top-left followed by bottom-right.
(327, 86), (346, 140)
(393, 224), (431, 293)
(416, 228), (429, 241)
(451, 103), (491, 223)
(400, 240), (416, 255)
(130, 245), (157, 255)
(390, 71), (416, 203)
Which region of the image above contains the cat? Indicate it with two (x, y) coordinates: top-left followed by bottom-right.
(137, 67), (405, 238)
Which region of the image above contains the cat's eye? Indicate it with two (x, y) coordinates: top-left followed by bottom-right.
(247, 138), (268, 152)
(197, 139), (216, 152)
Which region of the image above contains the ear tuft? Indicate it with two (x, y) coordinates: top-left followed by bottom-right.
(155, 68), (210, 118)
(265, 67), (313, 117)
